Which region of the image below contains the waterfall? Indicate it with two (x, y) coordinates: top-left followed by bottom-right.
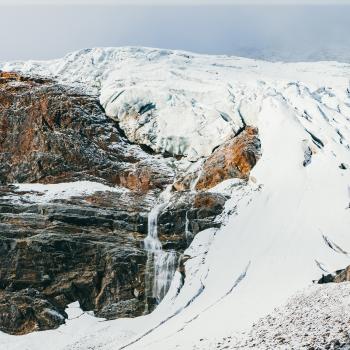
(152, 250), (178, 302)
(190, 159), (204, 191)
(144, 186), (178, 311)
(144, 203), (163, 252)
(185, 210), (192, 243)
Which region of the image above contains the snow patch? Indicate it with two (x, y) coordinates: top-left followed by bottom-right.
(5, 181), (126, 203)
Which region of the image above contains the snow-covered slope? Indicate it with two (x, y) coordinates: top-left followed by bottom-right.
(3, 181), (127, 204)
(1, 47), (350, 349)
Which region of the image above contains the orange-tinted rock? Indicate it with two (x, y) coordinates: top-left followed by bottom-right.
(318, 265), (350, 284)
(334, 266), (350, 283)
(0, 72), (230, 335)
(0, 72), (173, 192)
(115, 161), (171, 192)
(195, 126), (261, 190)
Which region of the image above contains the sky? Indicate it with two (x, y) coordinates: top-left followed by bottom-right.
(0, 2), (349, 62)
(0, 0), (350, 4)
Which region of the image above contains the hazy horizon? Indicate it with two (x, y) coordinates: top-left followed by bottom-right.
(1, 4), (350, 62)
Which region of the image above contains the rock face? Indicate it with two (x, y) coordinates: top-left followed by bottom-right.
(0, 72), (173, 190)
(0, 184), (227, 334)
(0, 72), (234, 335)
(334, 266), (350, 283)
(0, 289), (66, 335)
(195, 126), (261, 190)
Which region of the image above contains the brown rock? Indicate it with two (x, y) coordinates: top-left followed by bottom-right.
(0, 289), (66, 335)
(173, 172), (198, 192)
(318, 265), (350, 284)
(195, 126), (261, 190)
(158, 191), (226, 250)
(0, 72), (229, 335)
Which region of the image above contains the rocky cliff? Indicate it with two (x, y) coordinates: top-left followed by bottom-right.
(2, 48), (348, 350)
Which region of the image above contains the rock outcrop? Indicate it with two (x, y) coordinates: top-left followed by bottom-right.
(158, 191), (227, 250)
(0, 184), (227, 334)
(0, 289), (66, 335)
(195, 126), (261, 190)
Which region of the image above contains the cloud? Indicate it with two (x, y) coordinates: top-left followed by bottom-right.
(0, 3), (349, 61)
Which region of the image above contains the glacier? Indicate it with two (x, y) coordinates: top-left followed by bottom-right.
(1, 47), (350, 349)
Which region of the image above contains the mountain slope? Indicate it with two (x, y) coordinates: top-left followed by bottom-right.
(0, 48), (350, 349)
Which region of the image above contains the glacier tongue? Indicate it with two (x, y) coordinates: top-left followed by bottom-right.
(100, 79), (241, 160)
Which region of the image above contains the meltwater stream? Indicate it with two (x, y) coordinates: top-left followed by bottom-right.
(144, 186), (178, 312)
